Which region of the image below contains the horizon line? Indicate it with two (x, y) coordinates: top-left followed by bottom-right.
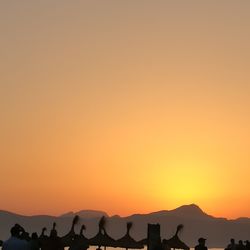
(0, 204), (248, 220)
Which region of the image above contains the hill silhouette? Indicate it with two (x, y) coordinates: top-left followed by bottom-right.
(0, 204), (250, 247)
(60, 210), (108, 219)
(146, 204), (210, 218)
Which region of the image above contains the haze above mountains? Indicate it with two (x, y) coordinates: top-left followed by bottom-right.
(1, 204), (250, 247)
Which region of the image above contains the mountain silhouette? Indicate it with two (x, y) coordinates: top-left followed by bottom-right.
(0, 204), (250, 247)
(146, 204), (210, 219)
(60, 210), (108, 219)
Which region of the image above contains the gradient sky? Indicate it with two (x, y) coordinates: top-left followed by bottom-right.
(1, 0), (250, 219)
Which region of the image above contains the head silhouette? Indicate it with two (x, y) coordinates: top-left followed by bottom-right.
(10, 226), (20, 237)
(198, 238), (206, 246)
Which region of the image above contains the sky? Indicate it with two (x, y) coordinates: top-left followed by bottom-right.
(1, 0), (250, 219)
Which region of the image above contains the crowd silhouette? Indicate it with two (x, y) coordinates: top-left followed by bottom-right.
(1, 217), (88, 250)
(1, 217), (250, 250)
(225, 239), (250, 250)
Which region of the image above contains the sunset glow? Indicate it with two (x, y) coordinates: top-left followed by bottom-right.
(1, 0), (250, 219)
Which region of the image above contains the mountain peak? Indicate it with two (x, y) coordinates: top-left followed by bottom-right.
(170, 204), (209, 217)
(177, 204), (203, 211)
(139, 204), (209, 219)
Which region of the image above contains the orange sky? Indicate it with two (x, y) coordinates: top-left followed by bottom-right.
(1, 0), (250, 219)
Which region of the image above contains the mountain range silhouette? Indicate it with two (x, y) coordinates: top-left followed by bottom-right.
(1, 204), (250, 247)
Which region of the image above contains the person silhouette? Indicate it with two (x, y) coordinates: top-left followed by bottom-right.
(237, 240), (246, 250)
(28, 233), (40, 250)
(195, 238), (208, 250)
(226, 239), (237, 250)
(245, 241), (250, 250)
(2, 225), (28, 250)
